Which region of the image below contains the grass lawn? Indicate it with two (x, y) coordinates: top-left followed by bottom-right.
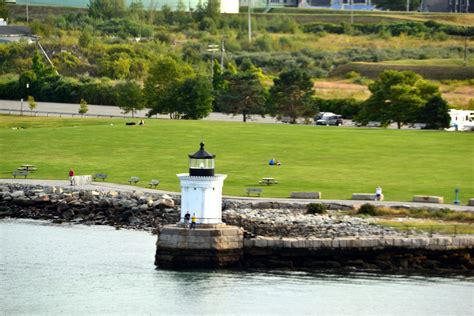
(0, 115), (473, 201)
(376, 220), (474, 235)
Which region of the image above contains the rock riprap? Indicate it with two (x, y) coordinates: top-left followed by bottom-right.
(223, 208), (403, 238)
(0, 184), (179, 231)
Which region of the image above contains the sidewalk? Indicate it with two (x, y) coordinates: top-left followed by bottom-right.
(1, 178), (473, 212)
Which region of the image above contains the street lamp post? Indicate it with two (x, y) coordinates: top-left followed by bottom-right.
(207, 44), (219, 78)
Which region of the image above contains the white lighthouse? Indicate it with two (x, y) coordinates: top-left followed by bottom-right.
(177, 143), (227, 225)
(156, 143), (243, 268)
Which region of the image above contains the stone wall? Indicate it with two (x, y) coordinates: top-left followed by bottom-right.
(155, 225), (244, 268)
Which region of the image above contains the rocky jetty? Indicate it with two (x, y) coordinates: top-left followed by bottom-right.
(223, 208), (402, 238)
(0, 184), (179, 232)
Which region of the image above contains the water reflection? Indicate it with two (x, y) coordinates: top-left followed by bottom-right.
(1, 219), (473, 315)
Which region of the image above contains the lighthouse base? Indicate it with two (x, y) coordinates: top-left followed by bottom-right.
(155, 225), (244, 268)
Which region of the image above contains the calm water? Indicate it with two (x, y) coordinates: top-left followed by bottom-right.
(1, 219), (473, 315)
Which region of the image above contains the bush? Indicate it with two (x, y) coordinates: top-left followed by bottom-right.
(357, 203), (378, 216)
(307, 203), (327, 215)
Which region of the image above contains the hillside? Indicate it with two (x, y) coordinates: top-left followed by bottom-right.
(1, 4), (473, 111)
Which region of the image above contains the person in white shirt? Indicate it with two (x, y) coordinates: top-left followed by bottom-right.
(375, 186), (382, 201)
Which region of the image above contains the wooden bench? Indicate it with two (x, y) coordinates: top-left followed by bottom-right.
(128, 176), (140, 185)
(93, 173), (108, 181)
(246, 188), (263, 196)
(149, 179), (160, 188)
(12, 170), (29, 178)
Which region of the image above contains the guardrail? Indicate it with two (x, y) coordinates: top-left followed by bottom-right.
(0, 108), (154, 119)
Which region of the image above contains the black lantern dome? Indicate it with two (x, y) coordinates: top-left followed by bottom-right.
(189, 142), (215, 176)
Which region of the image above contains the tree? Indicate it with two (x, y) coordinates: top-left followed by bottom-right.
(0, 0), (8, 19)
(216, 72), (267, 122)
(372, 0), (421, 11)
(356, 70), (441, 129)
(144, 57), (194, 119)
(28, 96), (37, 115)
(79, 30), (93, 48)
(129, 0), (145, 21)
(419, 95), (451, 129)
(79, 99), (88, 115)
(89, 0), (125, 19)
(194, 0), (220, 23)
(115, 81), (144, 118)
(268, 68), (315, 123)
(175, 76), (214, 120)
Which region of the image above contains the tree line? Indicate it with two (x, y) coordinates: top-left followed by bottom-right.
(1, 48), (450, 129)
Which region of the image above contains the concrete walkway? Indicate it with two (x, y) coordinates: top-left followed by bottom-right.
(1, 179), (473, 212)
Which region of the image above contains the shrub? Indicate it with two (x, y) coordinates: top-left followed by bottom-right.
(307, 203), (327, 215)
(357, 203), (378, 216)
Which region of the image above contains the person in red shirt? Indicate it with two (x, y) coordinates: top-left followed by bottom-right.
(69, 168), (75, 186)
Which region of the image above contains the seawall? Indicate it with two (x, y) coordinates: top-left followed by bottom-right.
(1, 183), (473, 272)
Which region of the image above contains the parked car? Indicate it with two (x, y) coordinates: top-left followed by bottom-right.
(315, 115), (343, 126)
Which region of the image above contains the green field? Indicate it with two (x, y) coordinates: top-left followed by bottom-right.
(1, 115), (473, 202)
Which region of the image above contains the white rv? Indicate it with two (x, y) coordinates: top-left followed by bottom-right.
(446, 109), (474, 131)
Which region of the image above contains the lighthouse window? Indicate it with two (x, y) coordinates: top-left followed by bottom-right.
(190, 158), (214, 169)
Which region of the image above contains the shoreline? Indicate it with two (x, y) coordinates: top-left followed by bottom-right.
(1, 182), (473, 273)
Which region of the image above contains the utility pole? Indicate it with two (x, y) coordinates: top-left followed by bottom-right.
(406, 0), (410, 12)
(464, 36), (468, 67)
(26, 0), (29, 24)
(248, 0), (252, 44)
(350, 0), (354, 25)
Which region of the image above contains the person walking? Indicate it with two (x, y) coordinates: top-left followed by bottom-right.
(190, 213), (197, 230)
(375, 186), (382, 201)
(69, 168), (75, 186)
(184, 211), (191, 228)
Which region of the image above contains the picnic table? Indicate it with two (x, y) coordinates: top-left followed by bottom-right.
(19, 164), (37, 172)
(259, 177), (278, 186)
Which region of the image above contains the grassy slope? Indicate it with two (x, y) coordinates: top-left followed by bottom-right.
(261, 8), (474, 26)
(1, 116), (473, 202)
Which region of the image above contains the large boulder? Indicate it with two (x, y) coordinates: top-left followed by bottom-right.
(11, 190), (25, 198)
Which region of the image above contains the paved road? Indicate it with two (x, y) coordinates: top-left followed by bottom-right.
(0, 99), (280, 123)
(2, 179), (473, 212)
(0, 99), (423, 129)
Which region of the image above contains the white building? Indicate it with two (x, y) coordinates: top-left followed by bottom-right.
(177, 143), (227, 225)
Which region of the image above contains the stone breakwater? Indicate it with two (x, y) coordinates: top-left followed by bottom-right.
(223, 208), (402, 238)
(0, 184), (180, 231)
